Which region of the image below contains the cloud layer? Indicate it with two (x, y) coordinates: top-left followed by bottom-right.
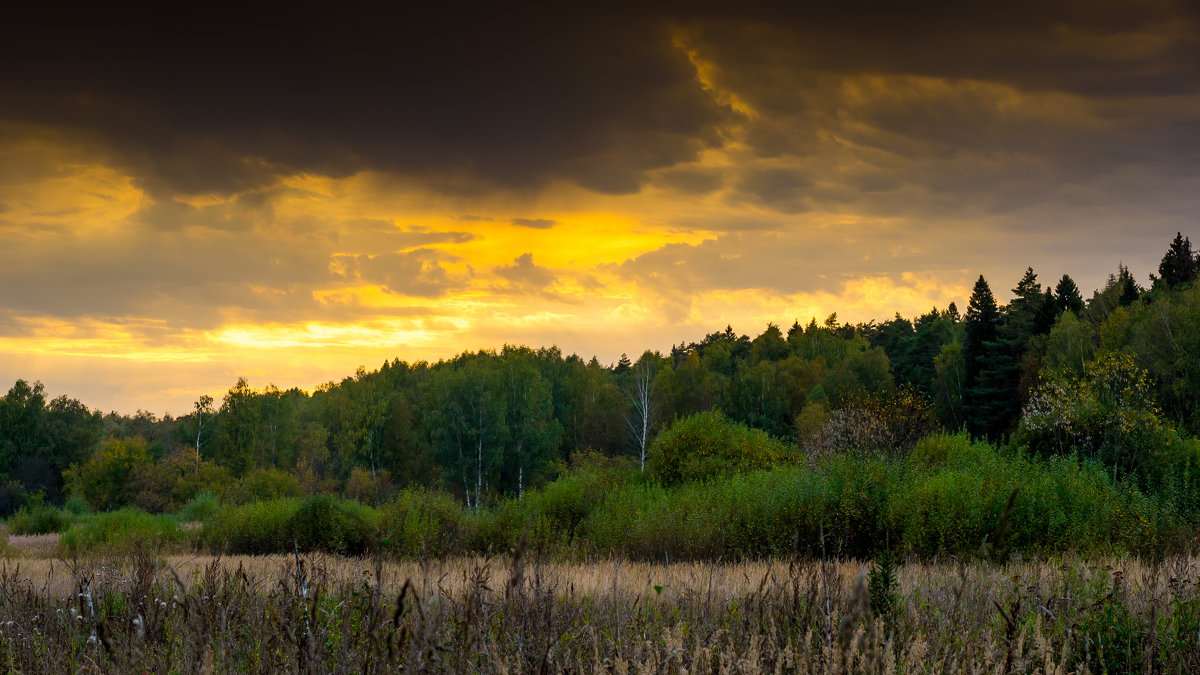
(1, 2), (1198, 412)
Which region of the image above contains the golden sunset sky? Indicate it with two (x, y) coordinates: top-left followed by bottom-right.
(2, 3), (1198, 414)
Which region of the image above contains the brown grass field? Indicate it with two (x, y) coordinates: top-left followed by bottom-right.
(2, 537), (1199, 673)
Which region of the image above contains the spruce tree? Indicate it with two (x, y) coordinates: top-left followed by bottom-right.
(1036, 287), (1057, 335)
(963, 275), (999, 437)
(1157, 232), (1199, 288)
(1054, 274), (1085, 315)
(1117, 264), (1140, 306)
(971, 270), (1040, 439)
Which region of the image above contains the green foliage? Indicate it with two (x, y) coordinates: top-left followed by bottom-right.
(906, 431), (991, 468)
(343, 466), (395, 505)
(66, 436), (152, 511)
(1154, 231), (1199, 290)
(480, 452), (638, 553)
(207, 495), (378, 555)
(222, 467), (304, 505)
(647, 411), (794, 485)
(129, 448), (230, 513)
(214, 377), (261, 474)
(62, 494), (89, 516)
(177, 491), (220, 522)
(889, 446), (1164, 557)
(1017, 352), (1176, 485)
(577, 436), (1178, 561)
(59, 508), (187, 554)
(808, 387), (937, 459)
(206, 498), (300, 554)
(868, 549), (899, 621)
(6, 493), (71, 535)
(377, 488), (476, 556)
(291, 494), (377, 555)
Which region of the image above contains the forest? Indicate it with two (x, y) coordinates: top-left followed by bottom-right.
(3, 234), (1200, 672)
(3, 233), (1199, 525)
(1, 235), (1198, 509)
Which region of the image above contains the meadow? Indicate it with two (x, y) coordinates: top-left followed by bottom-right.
(2, 545), (1200, 673)
(3, 430), (1200, 673)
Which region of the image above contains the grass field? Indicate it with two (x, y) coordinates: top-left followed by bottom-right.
(1, 545), (1198, 673)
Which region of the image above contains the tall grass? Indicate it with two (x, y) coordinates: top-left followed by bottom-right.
(1, 552), (1198, 672)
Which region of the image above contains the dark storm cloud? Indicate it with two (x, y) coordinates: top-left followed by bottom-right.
(3, 2), (1197, 202)
(654, 167), (725, 195)
(0, 4), (728, 197)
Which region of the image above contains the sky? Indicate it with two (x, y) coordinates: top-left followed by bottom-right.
(2, 2), (1199, 415)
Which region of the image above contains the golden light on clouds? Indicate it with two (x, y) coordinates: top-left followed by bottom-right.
(3, 4), (1197, 413)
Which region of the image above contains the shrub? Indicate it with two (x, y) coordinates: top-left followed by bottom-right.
(291, 495), (377, 555)
(648, 411), (794, 485)
(6, 493), (71, 535)
(809, 388), (938, 459)
(906, 432), (992, 469)
(888, 444), (1172, 557)
(206, 496), (378, 555)
(206, 499), (300, 554)
(66, 436), (152, 511)
(222, 468), (304, 506)
(343, 467), (396, 505)
(377, 488), (474, 556)
(62, 494), (89, 516)
(1017, 353), (1167, 479)
(130, 449), (230, 513)
(59, 509), (187, 555)
(177, 491), (220, 522)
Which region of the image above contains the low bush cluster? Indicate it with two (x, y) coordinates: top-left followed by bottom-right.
(647, 411), (794, 485)
(59, 509), (188, 554)
(206, 495), (377, 555)
(6, 494), (72, 535)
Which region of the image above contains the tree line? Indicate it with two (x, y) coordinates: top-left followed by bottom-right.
(3, 232), (1199, 515)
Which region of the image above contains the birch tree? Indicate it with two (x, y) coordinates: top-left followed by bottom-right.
(624, 353), (660, 472)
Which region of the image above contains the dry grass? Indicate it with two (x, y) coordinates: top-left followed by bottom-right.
(5, 532), (60, 558)
(0, 549), (1197, 672)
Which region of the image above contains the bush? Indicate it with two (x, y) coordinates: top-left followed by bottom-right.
(343, 467), (396, 505)
(67, 437), (152, 511)
(59, 509), (188, 555)
(130, 449), (230, 513)
(62, 494), (89, 516)
(206, 499), (300, 554)
(809, 388), (938, 459)
(580, 438), (1181, 561)
(291, 495), (377, 555)
(206, 496), (378, 555)
(377, 488), (475, 556)
(477, 452), (639, 554)
(1017, 353), (1167, 478)
(6, 494), (71, 535)
(648, 411), (794, 485)
(222, 468), (304, 506)
(907, 432), (992, 469)
(889, 445), (1172, 558)
(177, 492), (220, 522)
